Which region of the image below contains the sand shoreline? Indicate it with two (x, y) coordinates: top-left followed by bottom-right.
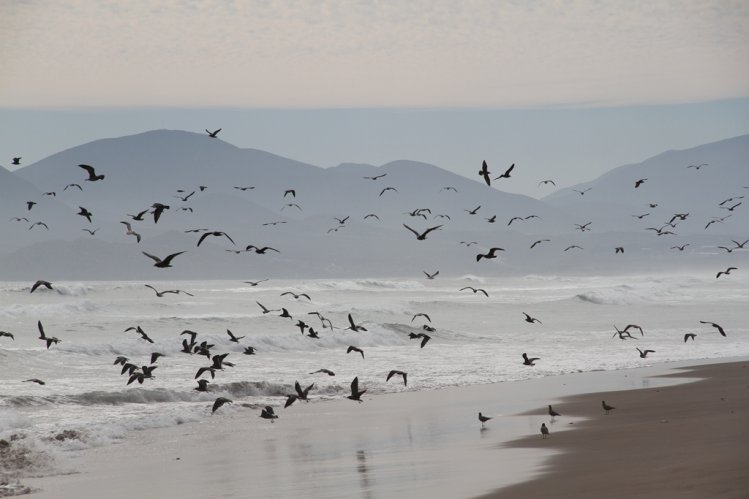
(18, 357), (748, 498)
(479, 361), (749, 499)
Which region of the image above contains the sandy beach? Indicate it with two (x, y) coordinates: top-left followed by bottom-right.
(14, 357), (745, 499)
(482, 361), (749, 499)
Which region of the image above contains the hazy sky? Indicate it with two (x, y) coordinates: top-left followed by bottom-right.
(1, 1), (748, 196)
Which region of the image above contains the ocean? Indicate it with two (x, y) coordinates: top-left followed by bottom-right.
(1, 273), (747, 477)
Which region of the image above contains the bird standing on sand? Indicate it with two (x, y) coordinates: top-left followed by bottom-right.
(602, 400), (615, 414)
(478, 412), (492, 427)
(548, 405), (560, 419)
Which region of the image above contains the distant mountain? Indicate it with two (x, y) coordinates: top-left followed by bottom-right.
(543, 134), (749, 235)
(1, 130), (747, 279)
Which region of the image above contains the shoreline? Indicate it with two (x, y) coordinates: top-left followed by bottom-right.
(478, 360), (749, 499)
(18, 357), (746, 499)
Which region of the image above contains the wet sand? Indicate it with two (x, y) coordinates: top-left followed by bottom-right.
(23, 358), (746, 499)
(480, 361), (749, 499)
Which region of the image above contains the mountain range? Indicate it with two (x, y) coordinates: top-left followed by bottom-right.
(1, 130), (746, 279)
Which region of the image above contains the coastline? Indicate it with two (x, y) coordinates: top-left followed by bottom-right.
(479, 360), (749, 499)
(19, 357), (748, 498)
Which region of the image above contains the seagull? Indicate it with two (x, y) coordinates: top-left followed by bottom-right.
(411, 313), (431, 323)
(256, 301), (280, 315)
(284, 189), (296, 198)
(530, 239), (550, 249)
(206, 128), (221, 138)
(507, 216), (524, 226)
(716, 267), (737, 279)
(26, 201), (36, 211)
(64, 183), (83, 191)
(460, 241), (478, 246)
(441, 186), (458, 192)
(281, 291), (311, 300)
(363, 214), (380, 221)
(409, 333), (431, 348)
(347, 377), (366, 402)
(246, 245), (280, 254)
(522, 312), (542, 324)
(522, 353), (539, 366)
(150, 352), (164, 364)
(226, 329), (244, 343)
(478, 412), (492, 427)
(423, 270), (439, 279)
(671, 244), (689, 251)
(211, 397), (232, 413)
(11, 157), (21, 165)
(465, 206), (481, 215)
(30, 280), (53, 293)
(9, 217), (29, 222)
(346, 314), (367, 332)
(260, 406), (278, 422)
(541, 423), (549, 438)
(476, 247), (505, 262)
(125, 325), (155, 344)
(687, 163), (708, 169)
(634, 179), (647, 188)
(403, 224), (442, 240)
(719, 196), (744, 207)
(28, 222), (49, 231)
(197, 231), (235, 247)
(602, 400), (615, 414)
(573, 188), (591, 196)
(243, 279), (268, 286)
(81, 228), (99, 236)
(234, 186), (255, 191)
(486, 215), (497, 223)
(310, 369), (335, 376)
(37, 321), (60, 349)
(195, 379), (210, 392)
(548, 405), (560, 418)
(612, 325), (637, 340)
(379, 187), (398, 196)
(386, 370), (408, 386)
(174, 191), (195, 202)
(127, 209), (149, 221)
(636, 348), (655, 358)
(243, 346), (256, 355)
(24, 379), (46, 385)
(538, 180), (556, 187)
(150, 203), (170, 223)
(43, 191), (56, 197)
(615, 247), (624, 254)
(732, 239), (748, 249)
(77, 206), (93, 223)
(262, 221), (287, 226)
(493, 163), (515, 180)
(459, 286), (489, 297)
(347, 346), (365, 359)
(633, 213), (650, 219)
(721, 202), (742, 212)
(279, 308), (293, 319)
(624, 324), (644, 336)
(144, 284), (193, 297)
(142, 251), (186, 268)
(363, 173), (387, 181)
(574, 222), (592, 232)
(699, 321), (726, 337)
(684, 333), (696, 342)
(478, 161), (491, 186)
(0, 331), (14, 340)
(564, 245), (583, 251)
(78, 164), (105, 181)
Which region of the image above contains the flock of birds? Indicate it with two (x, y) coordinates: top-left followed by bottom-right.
(2, 129), (745, 437)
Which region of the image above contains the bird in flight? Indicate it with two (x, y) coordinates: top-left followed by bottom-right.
(30, 280), (53, 293)
(77, 207), (93, 223)
(64, 183), (83, 191)
(615, 247), (624, 254)
(530, 239), (550, 249)
(379, 187), (398, 196)
(234, 186), (255, 191)
(206, 128), (222, 138)
(548, 405), (560, 419)
(12, 157), (21, 165)
(459, 286), (489, 297)
(573, 188), (591, 196)
(699, 321), (726, 337)
(197, 231), (235, 247)
(686, 163), (708, 169)
(476, 247), (505, 262)
(363, 173), (387, 181)
(522, 353), (539, 366)
(142, 251), (186, 268)
(78, 164), (105, 181)
(574, 222), (592, 232)
(119, 221), (142, 243)
(423, 270), (439, 279)
(465, 206), (481, 215)
(145, 284), (193, 297)
(347, 377), (366, 402)
(0, 331), (14, 340)
(246, 245), (280, 254)
(670, 244), (689, 251)
(493, 163), (515, 180)
(634, 179), (647, 188)
(478, 161), (491, 186)
(441, 186), (458, 192)
(211, 397), (232, 413)
(564, 245), (583, 251)
(310, 368), (335, 376)
(683, 333), (696, 342)
(81, 228), (99, 236)
(346, 313), (367, 332)
(281, 291), (311, 300)
(522, 312), (542, 324)
(403, 224), (442, 240)
(28, 222), (49, 230)
(243, 279), (268, 286)
(387, 370), (408, 386)
(37, 321), (61, 349)
(716, 267), (737, 279)
(538, 179), (556, 187)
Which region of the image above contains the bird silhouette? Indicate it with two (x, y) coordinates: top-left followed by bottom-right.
(379, 187), (398, 196)
(197, 231), (235, 247)
(478, 161), (491, 186)
(212, 397), (232, 413)
(476, 247), (505, 262)
(716, 267), (737, 279)
(602, 400), (615, 414)
(423, 270), (439, 279)
(142, 251), (186, 268)
(260, 406), (278, 422)
(478, 412), (492, 427)
(538, 179), (556, 187)
(347, 346), (365, 359)
(281, 291), (311, 300)
(78, 164), (105, 181)
(386, 370), (408, 386)
(30, 280), (53, 293)
(347, 377), (366, 402)
(522, 353), (539, 366)
(573, 188), (592, 195)
(494, 163), (515, 180)
(684, 333), (696, 342)
(522, 312), (542, 324)
(309, 369), (335, 376)
(403, 224), (442, 240)
(548, 405), (560, 418)
(541, 423), (549, 438)
(459, 286), (489, 297)
(699, 321), (726, 337)
(205, 128), (221, 138)
(144, 284), (193, 297)
(636, 348), (655, 358)
(530, 239), (550, 249)
(634, 179), (647, 188)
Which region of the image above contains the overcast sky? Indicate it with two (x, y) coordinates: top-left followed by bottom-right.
(1, 1), (748, 196)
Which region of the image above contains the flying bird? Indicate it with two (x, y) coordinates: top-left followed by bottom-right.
(0, 331), (14, 340)
(28, 222), (49, 230)
(24, 378), (46, 385)
(699, 321), (726, 337)
(150, 203), (170, 223)
(30, 280), (53, 293)
(423, 270), (439, 279)
(310, 369), (335, 376)
(347, 346), (365, 359)
(119, 222), (142, 243)
(686, 163), (708, 169)
(493, 163), (515, 180)
(538, 180), (556, 187)
(26, 201), (36, 211)
(634, 179), (647, 188)
(465, 206), (481, 215)
(363, 173), (387, 180)
(37, 321), (61, 349)
(636, 348), (655, 358)
(411, 313), (431, 323)
(211, 397), (232, 413)
(197, 231), (235, 247)
(246, 245), (280, 254)
(11, 157), (21, 165)
(363, 214), (380, 221)
(379, 187), (398, 196)
(530, 239), (550, 249)
(459, 286), (489, 297)
(281, 291), (311, 300)
(205, 128), (222, 138)
(683, 333), (696, 342)
(78, 164), (105, 181)
(476, 247), (505, 262)
(522, 353), (539, 366)
(716, 267), (737, 279)
(81, 228), (99, 236)
(386, 370), (408, 386)
(615, 247), (624, 254)
(347, 377), (366, 402)
(243, 279), (268, 286)
(548, 405), (560, 418)
(234, 186), (255, 191)
(142, 251), (186, 268)
(522, 312), (542, 324)
(670, 244), (689, 251)
(478, 161), (491, 186)
(64, 183), (83, 191)
(573, 188), (591, 196)
(346, 313), (367, 332)
(284, 189), (296, 198)
(403, 224), (442, 240)
(564, 245), (583, 251)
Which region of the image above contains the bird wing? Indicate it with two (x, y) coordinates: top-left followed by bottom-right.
(78, 164), (96, 177)
(38, 320), (46, 339)
(351, 377), (359, 394)
(504, 163), (515, 175)
(222, 233), (236, 245)
(142, 251), (162, 263)
(161, 252), (186, 265)
(422, 225), (443, 237)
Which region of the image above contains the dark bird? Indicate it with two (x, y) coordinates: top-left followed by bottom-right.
(699, 321), (726, 337)
(522, 312), (542, 324)
(687, 163), (708, 169)
(494, 163), (515, 180)
(333, 216), (350, 225)
(24, 378), (46, 385)
(717, 246), (734, 253)
(530, 239), (550, 249)
(347, 346), (365, 359)
(26, 201), (36, 211)
(476, 247), (505, 262)
(256, 301), (280, 315)
(602, 400), (615, 414)
(486, 215), (497, 223)
(411, 313), (431, 323)
(310, 369), (335, 376)
(347, 377), (366, 402)
(573, 188), (592, 196)
(174, 191), (195, 202)
(243, 279), (268, 286)
(37, 321), (60, 349)
(423, 270), (439, 279)
(30, 280), (53, 293)
(612, 325), (637, 340)
(150, 352), (164, 364)
(281, 291), (311, 300)
(127, 209), (149, 221)
(721, 202), (742, 212)
(636, 348), (655, 358)
(284, 189), (296, 198)
(28, 222), (49, 230)
(43, 191), (56, 197)
(126, 325), (155, 344)
(434, 214), (451, 220)
(564, 245), (583, 251)
(634, 179), (647, 188)
(719, 196), (744, 207)
(9, 217), (29, 222)
(295, 381), (315, 401)
(507, 216), (523, 226)
(260, 406), (278, 422)
(363, 173), (387, 180)
(716, 267), (737, 279)
(226, 329), (244, 343)
(522, 353), (539, 366)
(538, 180), (556, 187)
(386, 370), (408, 386)
(78, 164), (105, 181)
(284, 394), (298, 408)
(363, 214), (380, 221)
(624, 325), (644, 336)
(441, 186), (458, 192)
(150, 203), (170, 223)
(615, 247), (624, 254)
(478, 412), (492, 427)
(195, 379), (209, 392)
(205, 128), (221, 138)
(633, 213), (650, 219)
(12, 157), (21, 165)
(684, 333), (696, 342)
(113, 356), (129, 366)
(246, 245), (280, 254)
(548, 405), (560, 418)
(541, 423), (549, 439)
(195, 366), (216, 379)
(460, 241), (478, 246)
(379, 187), (398, 196)
(142, 251), (186, 268)
(409, 333), (431, 348)
(144, 284), (193, 297)
(671, 244), (689, 251)
(459, 286), (489, 297)
(649, 203), (658, 208)
(77, 206), (93, 223)
(465, 206), (481, 215)
(295, 320), (309, 334)
(64, 183), (83, 191)
(574, 222), (592, 232)
(81, 228), (99, 236)
(243, 346), (256, 355)
(0, 331), (15, 340)
(403, 224), (442, 240)
(234, 186), (255, 191)
(346, 313), (367, 332)
(279, 308), (293, 319)
(212, 397), (232, 413)
(281, 203), (302, 211)
(197, 231), (235, 247)
(732, 239), (748, 249)
(478, 160), (491, 186)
